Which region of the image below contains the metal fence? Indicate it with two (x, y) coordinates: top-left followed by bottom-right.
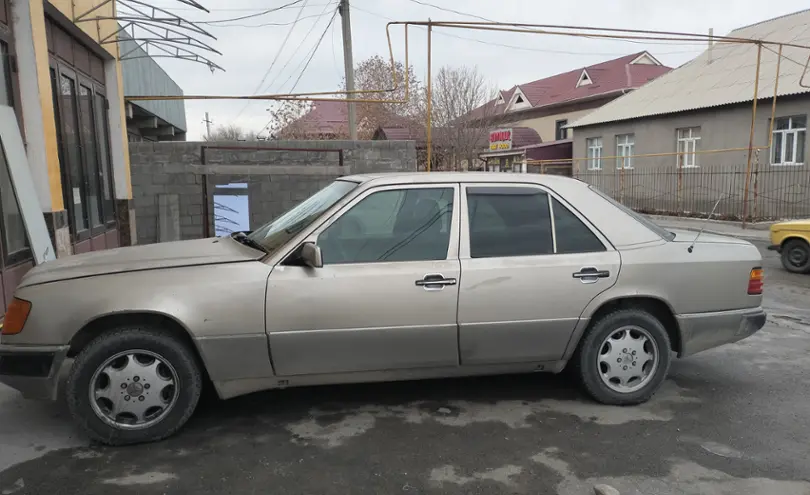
(574, 164), (810, 221)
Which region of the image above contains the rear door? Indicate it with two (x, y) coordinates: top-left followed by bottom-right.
(457, 183), (620, 365)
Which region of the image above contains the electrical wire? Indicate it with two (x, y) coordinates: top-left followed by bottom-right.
(259, 1), (338, 95)
(258, 9), (340, 135)
(353, 4), (703, 57)
(404, 0), (495, 22)
(204, 11), (332, 29)
(230, 0), (312, 123)
(171, 3), (332, 12)
(199, 0), (305, 25)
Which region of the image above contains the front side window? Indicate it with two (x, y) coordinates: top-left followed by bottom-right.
(586, 137), (603, 170)
(467, 187), (553, 258)
(676, 127), (700, 168)
(616, 134), (635, 169)
(248, 179), (358, 253)
(772, 116), (806, 166)
(318, 187), (454, 265)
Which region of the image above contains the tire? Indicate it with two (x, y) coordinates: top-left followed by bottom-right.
(66, 327), (203, 446)
(780, 239), (810, 274)
(574, 309), (671, 405)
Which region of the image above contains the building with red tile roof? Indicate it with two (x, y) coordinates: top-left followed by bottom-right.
(469, 51), (671, 143)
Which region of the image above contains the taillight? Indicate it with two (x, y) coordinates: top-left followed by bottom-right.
(748, 267), (764, 295)
(1, 298), (31, 335)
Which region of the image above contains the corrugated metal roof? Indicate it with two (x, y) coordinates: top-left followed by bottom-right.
(570, 9), (810, 128)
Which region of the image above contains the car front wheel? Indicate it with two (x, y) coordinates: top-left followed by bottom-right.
(575, 309), (671, 405)
(781, 239), (810, 274)
(66, 327), (203, 446)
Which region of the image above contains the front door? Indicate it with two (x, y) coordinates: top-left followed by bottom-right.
(266, 184), (461, 376)
(457, 183), (620, 365)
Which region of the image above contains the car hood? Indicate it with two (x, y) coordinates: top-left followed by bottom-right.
(19, 237), (265, 288)
(668, 228), (751, 245)
(771, 219), (810, 233)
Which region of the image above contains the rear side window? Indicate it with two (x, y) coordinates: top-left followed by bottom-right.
(467, 187), (553, 258)
(551, 197), (606, 253)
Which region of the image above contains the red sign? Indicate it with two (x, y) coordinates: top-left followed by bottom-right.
(489, 128), (513, 151)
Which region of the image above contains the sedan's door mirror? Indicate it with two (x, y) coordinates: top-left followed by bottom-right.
(301, 242), (323, 268)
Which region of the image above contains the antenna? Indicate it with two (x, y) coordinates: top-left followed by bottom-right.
(688, 194), (726, 253)
(73, 0), (224, 72)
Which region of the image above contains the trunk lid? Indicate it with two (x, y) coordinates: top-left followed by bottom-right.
(668, 228), (752, 246)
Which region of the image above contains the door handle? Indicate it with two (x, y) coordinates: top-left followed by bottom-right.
(415, 273), (457, 290)
(573, 267), (610, 284)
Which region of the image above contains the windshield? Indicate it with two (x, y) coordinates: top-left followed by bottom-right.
(590, 186), (675, 241)
(247, 179), (359, 252)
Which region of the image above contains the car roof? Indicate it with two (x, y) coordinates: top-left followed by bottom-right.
(340, 172), (590, 188)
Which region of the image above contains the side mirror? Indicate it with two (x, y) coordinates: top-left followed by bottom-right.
(301, 242), (323, 268)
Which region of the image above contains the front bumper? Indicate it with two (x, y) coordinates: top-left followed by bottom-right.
(767, 244), (780, 252)
(0, 344), (70, 400)
(676, 307), (767, 357)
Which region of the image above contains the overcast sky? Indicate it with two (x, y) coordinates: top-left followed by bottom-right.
(147, 0), (809, 140)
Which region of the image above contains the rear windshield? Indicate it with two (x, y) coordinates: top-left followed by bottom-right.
(589, 186), (675, 241)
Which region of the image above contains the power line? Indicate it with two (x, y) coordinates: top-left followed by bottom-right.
(204, 11), (332, 29)
(199, 0), (306, 25)
(230, 0), (312, 123)
(259, 1), (338, 95)
(352, 5), (703, 56)
(259, 9), (339, 135)
(172, 3), (332, 11)
(404, 0), (495, 22)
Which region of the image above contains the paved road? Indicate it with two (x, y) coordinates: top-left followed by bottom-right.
(1, 241), (809, 495)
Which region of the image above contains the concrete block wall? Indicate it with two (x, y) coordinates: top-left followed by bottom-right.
(129, 140), (418, 245)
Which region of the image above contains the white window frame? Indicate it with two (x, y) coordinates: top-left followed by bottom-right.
(771, 116), (806, 166)
(676, 127), (700, 168)
(616, 134), (635, 169)
(586, 137), (603, 170)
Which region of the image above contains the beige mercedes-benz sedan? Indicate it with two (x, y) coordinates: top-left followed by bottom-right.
(0, 173), (766, 445)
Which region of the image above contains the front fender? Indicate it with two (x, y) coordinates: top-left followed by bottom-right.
(7, 262), (275, 383)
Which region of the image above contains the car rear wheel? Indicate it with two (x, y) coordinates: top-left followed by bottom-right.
(66, 327), (203, 446)
(780, 239), (810, 274)
(575, 309), (671, 405)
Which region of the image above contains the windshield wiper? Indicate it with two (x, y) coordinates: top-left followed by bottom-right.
(231, 231), (269, 253)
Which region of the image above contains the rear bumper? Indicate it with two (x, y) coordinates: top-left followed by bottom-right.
(0, 344), (69, 400)
(767, 244), (780, 252)
(677, 307), (767, 357)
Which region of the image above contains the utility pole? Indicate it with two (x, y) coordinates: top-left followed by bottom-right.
(339, 0), (357, 140)
(203, 112), (213, 140)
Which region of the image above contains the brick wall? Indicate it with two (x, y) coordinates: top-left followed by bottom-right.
(129, 140), (418, 245)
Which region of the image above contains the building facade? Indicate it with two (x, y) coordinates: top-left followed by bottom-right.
(0, 0), (136, 315)
(120, 32), (187, 142)
(569, 10), (810, 219)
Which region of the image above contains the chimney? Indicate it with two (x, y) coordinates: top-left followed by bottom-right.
(707, 28), (714, 64)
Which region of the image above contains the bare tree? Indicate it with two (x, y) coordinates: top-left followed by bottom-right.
(347, 55), (423, 139)
(204, 124), (260, 141)
(268, 100), (314, 139)
(419, 65), (500, 170)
